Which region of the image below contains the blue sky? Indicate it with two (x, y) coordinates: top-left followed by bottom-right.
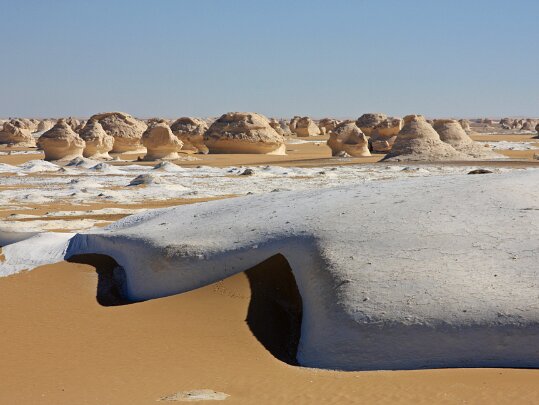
(1, 0), (538, 118)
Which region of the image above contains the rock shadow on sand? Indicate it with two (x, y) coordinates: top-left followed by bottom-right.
(68, 254), (131, 306)
(244, 254), (303, 366)
(68, 252), (304, 366)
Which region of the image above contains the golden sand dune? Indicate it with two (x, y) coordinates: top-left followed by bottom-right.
(1, 256), (538, 404)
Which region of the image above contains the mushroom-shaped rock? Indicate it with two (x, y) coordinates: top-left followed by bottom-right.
(15, 118), (37, 132)
(293, 117), (321, 137)
(318, 118), (340, 135)
(141, 123), (183, 160)
(327, 122), (370, 157)
(369, 118), (403, 153)
(79, 119), (114, 159)
(356, 113), (388, 136)
(382, 115), (469, 161)
(204, 112), (286, 155)
(37, 119), (55, 133)
(0, 120), (36, 147)
(37, 119), (86, 161)
(170, 117), (209, 154)
(433, 119), (500, 159)
(90, 112), (147, 153)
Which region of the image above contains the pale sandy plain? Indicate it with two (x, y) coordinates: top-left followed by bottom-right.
(1, 131), (539, 404)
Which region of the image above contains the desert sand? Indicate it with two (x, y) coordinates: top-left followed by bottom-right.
(1, 258), (539, 404)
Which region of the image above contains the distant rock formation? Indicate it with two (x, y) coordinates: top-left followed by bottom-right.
(293, 117), (321, 137)
(500, 118), (512, 129)
(0, 119), (36, 147)
(269, 119), (292, 137)
(356, 113), (387, 136)
(65, 117), (84, 132)
(204, 112), (286, 154)
(318, 118), (340, 134)
(327, 122), (370, 157)
(37, 119), (55, 132)
(142, 123), (183, 160)
(289, 116), (301, 133)
(170, 117), (209, 154)
(89, 112), (147, 153)
(14, 118), (38, 132)
(146, 117), (170, 127)
(382, 115), (468, 161)
(369, 118), (403, 153)
(37, 119), (86, 161)
(458, 119), (472, 134)
(521, 120), (535, 131)
(433, 119), (500, 159)
(79, 119), (114, 159)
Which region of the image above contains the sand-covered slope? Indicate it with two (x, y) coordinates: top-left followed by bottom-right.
(3, 260), (539, 404)
(49, 170), (539, 371)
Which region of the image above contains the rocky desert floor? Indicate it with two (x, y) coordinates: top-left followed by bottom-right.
(1, 132), (539, 404)
(1, 133), (538, 233)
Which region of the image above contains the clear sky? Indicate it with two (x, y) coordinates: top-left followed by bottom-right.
(1, 0), (538, 118)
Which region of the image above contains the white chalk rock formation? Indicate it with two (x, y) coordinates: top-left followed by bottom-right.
(318, 118), (340, 134)
(327, 122), (370, 157)
(369, 118), (403, 153)
(433, 119), (501, 159)
(289, 116), (301, 133)
(37, 119), (55, 132)
(500, 118), (512, 129)
(293, 117), (321, 137)
(204, 112), (285, 155)
(37, 119), (86, 161)
(0, 120), (36, 147)
(141, 123), (183, 160)
(458, 119), (472, 133)
(511, 120), (522, 130)
(521, 120), (535, 131)
(146, 117), (170, 127)
(170, 117), (209, 154)
(15, 118), (37, 132)
(128, 173), (166, 186)
(356, 113), (387, 136)
(58, 170), (539, 371)
(64, 117), (83, 132)
(269, 119), (292, 137)
(90, 112), (147, 153)
(79, 119), (114, 159)
(382, 115), (469, 161)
